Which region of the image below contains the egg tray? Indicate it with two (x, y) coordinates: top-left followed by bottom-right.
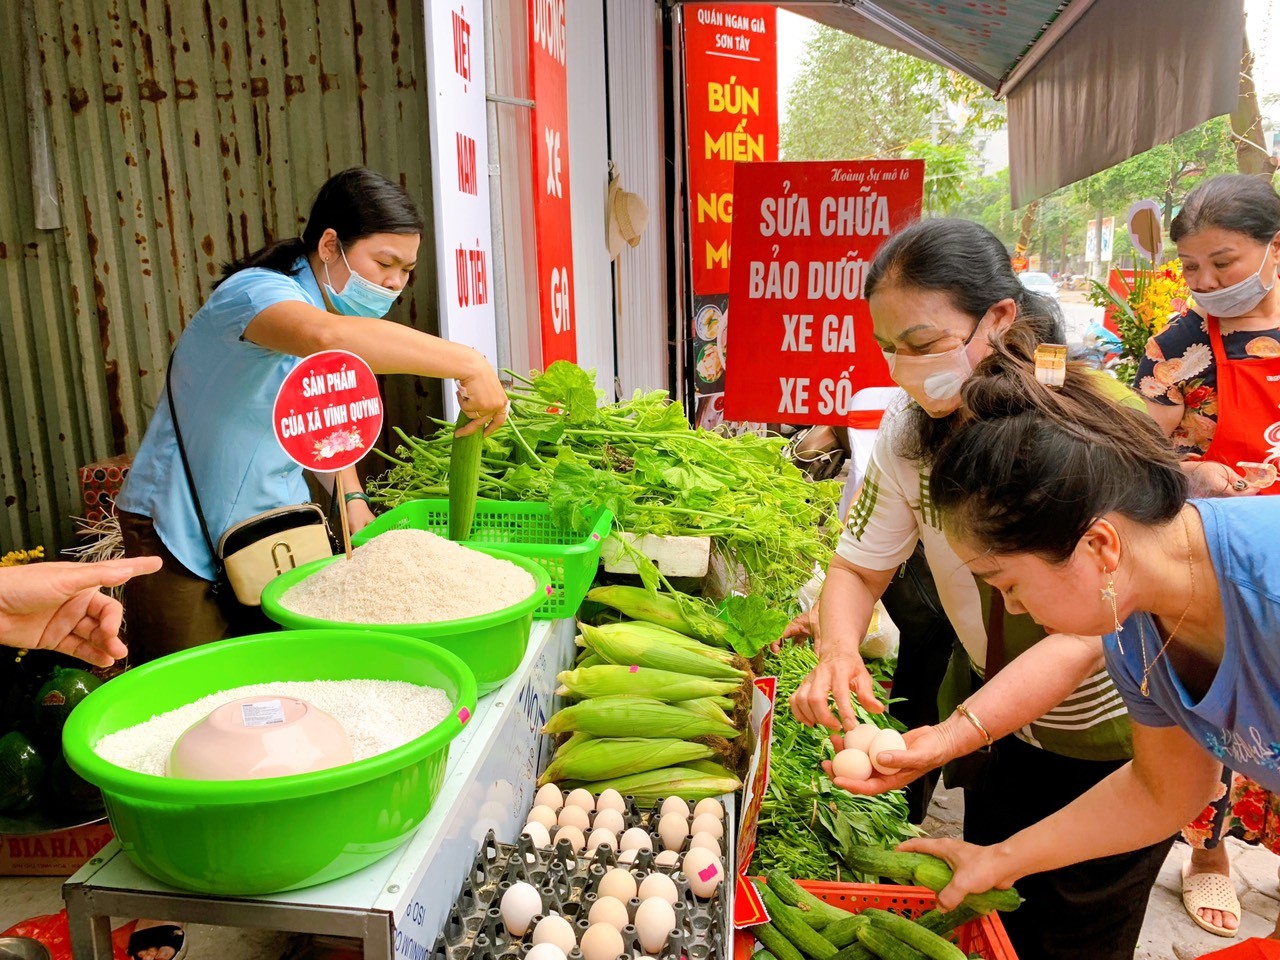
(432, 802), (729, 960)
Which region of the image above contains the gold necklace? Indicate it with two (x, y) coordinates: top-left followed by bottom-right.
(1137, 511), (1196, 697)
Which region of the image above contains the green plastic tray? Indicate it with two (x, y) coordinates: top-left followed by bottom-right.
(353, 499), (612, 619)
(62, 630), (477, 896)
(260, 546), (550, 694)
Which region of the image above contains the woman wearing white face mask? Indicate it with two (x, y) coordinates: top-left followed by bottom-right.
(786, 219), (1169, 960)
(1133, 175), (1280, 937)
(116, 167), (507, 670)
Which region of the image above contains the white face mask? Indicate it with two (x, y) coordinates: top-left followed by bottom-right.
(1190, 247), (1277, 318)
(881, 318), (985, 418)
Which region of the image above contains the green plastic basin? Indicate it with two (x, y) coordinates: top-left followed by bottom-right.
(259, 546), (551, 694)
(61, 630), (477, 896)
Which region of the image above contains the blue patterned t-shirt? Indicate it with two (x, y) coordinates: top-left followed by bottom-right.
(1104, 497), (1280, 791)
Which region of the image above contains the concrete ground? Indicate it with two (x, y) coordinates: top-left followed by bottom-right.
(3, 790), (1277, 958)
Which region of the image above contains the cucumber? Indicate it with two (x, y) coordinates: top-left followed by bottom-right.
(753, 922), (807, 960)
(757, 883), (838, 960)
(914, 906), (981, 937)
(753, 951), (777, 960)
(821, 913), (870, 948)
(862, 910), (966, 960)
(909, 859), (1023, 915)
(855, 926), (927, 960)
(833, 943), (877, 960)
(842, 846), (937, 884)
(448, 411), (484, 541)
(767, 869), (851, 929)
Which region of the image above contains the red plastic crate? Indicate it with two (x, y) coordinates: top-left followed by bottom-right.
(736, 880), (1017, 960)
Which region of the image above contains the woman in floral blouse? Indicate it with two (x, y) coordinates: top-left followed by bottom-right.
(1135, 173), (1280, 938)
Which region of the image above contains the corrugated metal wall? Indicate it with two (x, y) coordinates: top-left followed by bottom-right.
(0, 0), (436, 552)
(606, 0), (668, 398)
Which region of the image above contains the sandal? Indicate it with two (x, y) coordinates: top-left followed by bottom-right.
(1182, 863), (1241, 938)
(127, 923), (188, 960)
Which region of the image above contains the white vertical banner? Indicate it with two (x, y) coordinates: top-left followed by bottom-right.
(425, 0), (499, 404)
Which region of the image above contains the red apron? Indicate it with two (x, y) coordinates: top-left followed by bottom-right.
(1201, 315), (1280, 494)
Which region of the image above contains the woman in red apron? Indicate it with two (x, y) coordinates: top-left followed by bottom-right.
(1136, 173), (1280, 938)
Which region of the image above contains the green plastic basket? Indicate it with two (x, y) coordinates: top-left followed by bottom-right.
(353, 499), (612, 619)
(62, 630), (477, 896)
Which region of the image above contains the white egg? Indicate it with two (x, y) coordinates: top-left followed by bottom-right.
(499, 881), (542, 936)
(620, 827), (653, 852)
(566, 787), (597, 812)
(688, 832), (721, 858)
(659, 796), (690, 818)
(558, 805), (592, 831)
(689, 813), (723, 840)
(535, 783), (565, 810)
(596, 788), (627, 815)
(522, 821), (552, 848)
(588, 895), (630, 932)
(533, 914), (577, 955)
(587, 828), (618, 852)
(655, 850), (681, 867)
(617, 848), (639, 866)
(580, 922), (625, 960)
(553, 825), (586, 851)
(526, 943), (568, 960)
(527, 805), (559, 831)
(844, 722), (881, 754)
(638, 872), (679, 905)
(680, 847), (724, 899)
(592, 808), (626, 835)
(868, 728), (907, 775)
(597, 868), (638, 902)
(831, 748), (873, 782)
(634, 897), (676, 954)
(656, 813), (688, 852)
(693, 798), (724, 820)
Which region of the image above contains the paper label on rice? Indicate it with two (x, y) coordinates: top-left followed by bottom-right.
(241, 700), (287, 727)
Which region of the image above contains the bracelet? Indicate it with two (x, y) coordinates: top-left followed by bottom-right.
(344, 492), (373, 506)
(955, 703), (995, 749)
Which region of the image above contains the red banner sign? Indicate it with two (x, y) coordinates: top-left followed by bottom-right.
(272, 351), (384, 472)
(683, 5), (778, 296)
(723, 160), (923, 426)
(530, 0), (577, 363)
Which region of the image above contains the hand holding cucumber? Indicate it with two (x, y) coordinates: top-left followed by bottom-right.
(895, 837), (1021, 913)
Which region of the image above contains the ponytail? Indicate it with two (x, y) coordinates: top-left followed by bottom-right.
(930, 327), (1187, 562)
(215, 167), (423, 286)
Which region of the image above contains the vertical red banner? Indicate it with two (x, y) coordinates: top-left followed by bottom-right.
(724, 160), (923, 426)
(683, 6), (778, 295)
(530, 0), (577, 364)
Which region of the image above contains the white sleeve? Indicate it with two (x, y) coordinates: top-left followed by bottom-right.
(835, 427), (921, 572)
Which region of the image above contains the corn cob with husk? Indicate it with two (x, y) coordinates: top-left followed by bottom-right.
(586, 585), (731, 648)
(542, 696), (740, 739)
(578, 622), (746, 680)
(557, 665), (740, 703)
(581, 620), (738, 664)
(560, 763), (742, 802)
(539, 737), (721, 785)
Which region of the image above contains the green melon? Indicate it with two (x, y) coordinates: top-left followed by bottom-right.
(0, 731), (45, 815)
(33, 667), (102, 745)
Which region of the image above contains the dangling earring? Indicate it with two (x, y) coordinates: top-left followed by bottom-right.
(1101, 571), (1124, 654)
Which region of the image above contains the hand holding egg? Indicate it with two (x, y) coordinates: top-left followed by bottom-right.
(824, 725), (952, 796)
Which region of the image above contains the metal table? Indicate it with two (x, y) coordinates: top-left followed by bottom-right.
(63, 619), (575, 959)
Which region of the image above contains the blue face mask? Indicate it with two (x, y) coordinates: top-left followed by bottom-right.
(323, 246), (401, 318)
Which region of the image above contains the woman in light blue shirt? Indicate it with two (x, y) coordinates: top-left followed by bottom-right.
(117, 168), (506, 665)
(841, 328), (1280, 940)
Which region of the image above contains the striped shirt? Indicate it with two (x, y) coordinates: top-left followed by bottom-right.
(838, 392), (1133, 761)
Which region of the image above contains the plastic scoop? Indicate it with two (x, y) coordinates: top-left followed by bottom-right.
(1236, 461), (1277, 490)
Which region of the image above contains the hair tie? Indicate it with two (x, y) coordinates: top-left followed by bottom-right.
(1034, 343), (1067, 389)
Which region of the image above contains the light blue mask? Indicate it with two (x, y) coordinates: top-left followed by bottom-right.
(323, 246), (400, 318)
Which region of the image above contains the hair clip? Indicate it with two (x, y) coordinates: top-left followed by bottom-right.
(1034, 343), (1067, 388)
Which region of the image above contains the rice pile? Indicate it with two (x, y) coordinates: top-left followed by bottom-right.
(94, 679), (452, 776)
(279, 529), (537, 623)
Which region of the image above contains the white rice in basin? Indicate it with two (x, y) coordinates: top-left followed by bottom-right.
(279, 529), (537, 623)
(94, 679), (453, 777)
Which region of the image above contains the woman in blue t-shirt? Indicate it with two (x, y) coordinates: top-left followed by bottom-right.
(845, 327), (1280, 938)
(117, 168), (507, 666)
